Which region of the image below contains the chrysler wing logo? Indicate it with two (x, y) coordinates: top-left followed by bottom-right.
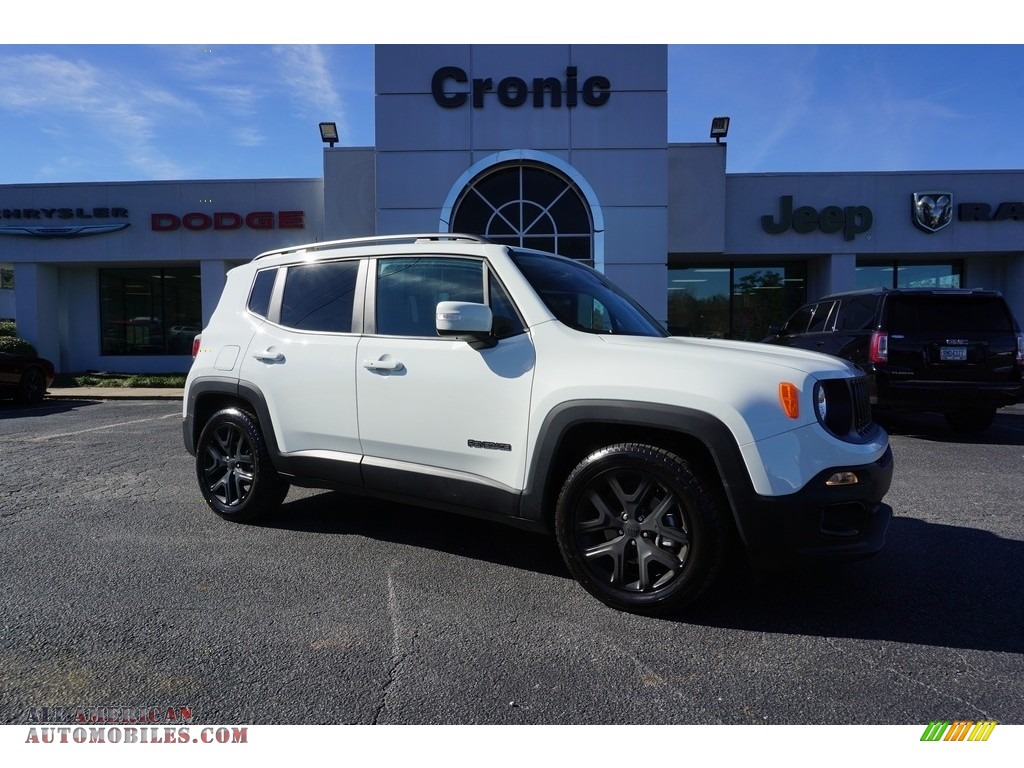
(913, 192), (953, 233)
(0, 223), (131, 239)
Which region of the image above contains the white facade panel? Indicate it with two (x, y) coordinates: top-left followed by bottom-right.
(375, 151), (473, 210)
(601, 206), (668, 319)
(376, 94), (474, 151)
(323, 148), (376, 240)
(668, 144), (727, 254)
(571, 149), (668, 207)
(374, 44), (472, 95)
(569, 92), (667, 149)
(376, 207), (452, 235)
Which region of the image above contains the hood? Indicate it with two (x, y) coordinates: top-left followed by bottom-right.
(596, 334), (862, 379)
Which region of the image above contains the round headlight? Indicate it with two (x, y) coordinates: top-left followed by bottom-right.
(816, 385), (828, 422)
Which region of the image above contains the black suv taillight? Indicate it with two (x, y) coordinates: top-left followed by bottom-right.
(869, 331), (888, 363)
(192, 334), (201, 358)
(1017, 332), (1024, 365)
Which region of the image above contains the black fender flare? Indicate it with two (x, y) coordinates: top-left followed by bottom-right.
(517, 399), (753, 530)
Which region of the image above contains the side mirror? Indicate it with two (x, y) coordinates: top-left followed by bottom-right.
(436, 301), (493, 344)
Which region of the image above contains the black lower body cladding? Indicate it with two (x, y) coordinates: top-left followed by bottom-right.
(733, 446), (894, 566)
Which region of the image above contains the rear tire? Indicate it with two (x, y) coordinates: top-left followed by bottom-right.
(195, 408), (289, 522)
(16, 367), (47, 404)
(554, 443), (729, 616)
(944, 407), (996, 434)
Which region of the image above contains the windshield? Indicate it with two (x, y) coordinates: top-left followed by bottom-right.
(510, 250), (667, 337)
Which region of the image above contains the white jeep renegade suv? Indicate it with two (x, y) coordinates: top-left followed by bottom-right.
(183, 234), (893, 615)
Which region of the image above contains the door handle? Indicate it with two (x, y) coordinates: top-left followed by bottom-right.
(363, 358), (404, 372)
(252, 349), (285, 363)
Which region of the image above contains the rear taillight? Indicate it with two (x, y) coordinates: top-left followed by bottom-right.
(192, 334), (201, 358)
(1017, 332), (1024, 365)
(869, 331), (888, 363)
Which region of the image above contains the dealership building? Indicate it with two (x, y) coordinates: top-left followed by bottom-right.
(2, 43), (1023, 374)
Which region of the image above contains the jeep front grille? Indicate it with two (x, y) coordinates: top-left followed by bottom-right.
(819, 375), (877, 442)
(850, 376), (874, 435)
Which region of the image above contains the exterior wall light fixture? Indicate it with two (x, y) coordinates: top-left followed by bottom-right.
(319, 122), (339, 148)
(710, 116), (730, 143)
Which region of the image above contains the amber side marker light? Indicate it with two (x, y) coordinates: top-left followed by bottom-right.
(779, 382), (800, 419)
(826, 471), (860, 486)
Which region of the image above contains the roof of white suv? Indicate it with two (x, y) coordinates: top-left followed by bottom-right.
(251, 233), (494, 263)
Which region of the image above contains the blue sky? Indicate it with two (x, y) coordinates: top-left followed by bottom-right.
(2, 8), (1020, 184)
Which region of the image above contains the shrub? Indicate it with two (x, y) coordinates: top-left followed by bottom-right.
(0, 335), (38, 356)
(0, 320), (16, 338)
(70, 373), (187, 388)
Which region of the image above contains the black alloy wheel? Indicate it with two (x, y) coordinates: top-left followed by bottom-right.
(196, 408), (288, 522)
(554, 443), (728, 616)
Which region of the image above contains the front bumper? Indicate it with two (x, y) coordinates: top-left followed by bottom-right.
(732, 445), (894, 566)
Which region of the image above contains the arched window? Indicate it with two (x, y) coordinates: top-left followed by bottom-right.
(451, 163), (594, 263)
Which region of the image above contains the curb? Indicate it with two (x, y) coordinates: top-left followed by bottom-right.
(46, 388), (184, 400)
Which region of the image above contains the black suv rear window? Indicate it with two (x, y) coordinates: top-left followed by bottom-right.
(886, 295), (1014, 333)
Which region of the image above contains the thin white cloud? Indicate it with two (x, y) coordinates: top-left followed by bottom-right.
(193, 83), (262, 117)
(272, 45), (346, 132)
(0, 52), (198, 179)
(235, 127), (266, 147)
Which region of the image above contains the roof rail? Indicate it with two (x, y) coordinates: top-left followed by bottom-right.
(252, 233), (490, 261)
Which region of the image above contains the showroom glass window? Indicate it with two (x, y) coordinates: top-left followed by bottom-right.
(451, 163), (594, 263)
(99, 267), (201, 355)
(667, 263), (807, 341)
(856, 260), (962, 289)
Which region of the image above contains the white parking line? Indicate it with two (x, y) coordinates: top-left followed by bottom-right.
(26, 412), (179, 441)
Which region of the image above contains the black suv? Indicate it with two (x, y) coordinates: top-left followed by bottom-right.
(763, 287), (1024, 433)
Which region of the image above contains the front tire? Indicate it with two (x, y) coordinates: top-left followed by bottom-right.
(554, 443), (729, 616)
(195, 408), (289, 522)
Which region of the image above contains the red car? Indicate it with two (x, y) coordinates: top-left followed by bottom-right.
(0, 352), (55, 404)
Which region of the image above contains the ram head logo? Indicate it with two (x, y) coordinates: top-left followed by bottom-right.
(912, 192), (953, 233)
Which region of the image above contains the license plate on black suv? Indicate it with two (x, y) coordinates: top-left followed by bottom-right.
(940, 346), (968, 362)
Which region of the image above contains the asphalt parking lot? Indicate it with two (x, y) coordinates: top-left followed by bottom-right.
(1, 397), (1022, 727)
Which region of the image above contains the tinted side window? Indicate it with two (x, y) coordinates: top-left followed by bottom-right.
(247, 268), (277, 318)
(835, 296), (879, 331)
(280, 260), (359, 333)
(807, 301), (837, 333)
(376, 257), (484, 337)
(785, 304), (815, 334)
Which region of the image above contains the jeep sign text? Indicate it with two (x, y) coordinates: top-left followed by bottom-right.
(761, 195), (872, 241)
